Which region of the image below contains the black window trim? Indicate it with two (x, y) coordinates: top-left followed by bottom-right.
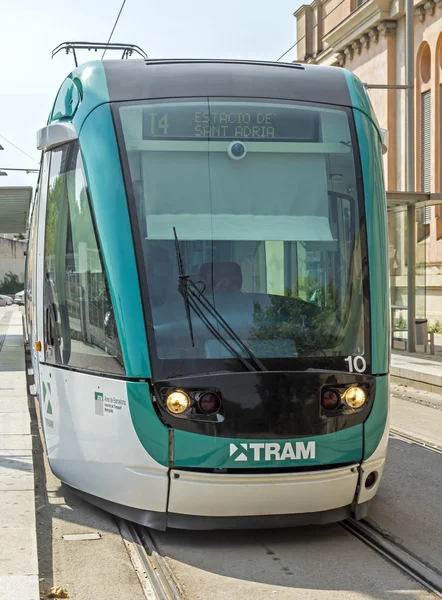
(111, 96), (372, 381)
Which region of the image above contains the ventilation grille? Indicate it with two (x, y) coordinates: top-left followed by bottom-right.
(423, 205), (432, 225)
(421, 90), (431, 194)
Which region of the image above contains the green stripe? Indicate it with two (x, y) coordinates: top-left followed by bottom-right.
(127, 382), (169, 466)
(344, 69), (389, 375)
(173, 426), (363, 469)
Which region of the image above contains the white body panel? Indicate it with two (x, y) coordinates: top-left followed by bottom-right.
(168, 465), (359, 517)
(356, 457), (385, 504)
(39, 365), (169, 512)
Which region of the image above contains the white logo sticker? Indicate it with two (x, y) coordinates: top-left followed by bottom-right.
(94, 391), (127, 415)
(229, 441), (315, 462)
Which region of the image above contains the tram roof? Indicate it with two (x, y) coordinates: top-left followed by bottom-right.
(48, 59), (359, 129)
(101, 59), (351, 106)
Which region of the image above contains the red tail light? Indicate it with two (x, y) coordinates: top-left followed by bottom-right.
(321, 390), (340, 410)
(198, 392), (221, 414)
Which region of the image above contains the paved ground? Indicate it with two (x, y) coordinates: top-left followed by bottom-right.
(390, 394), (442, 448)
(152, 520), (434, 600)
(0, 307), (39, 600)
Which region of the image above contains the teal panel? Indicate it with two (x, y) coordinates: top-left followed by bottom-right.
(343, 69), (382, 139)
(127, 382), (169, 466)
(174, 425), (363, 469)
(48, 61), (110, 131)
(79, 103), (151, 378)
(364, 375), (389, 459)
(50, 78), (81, 122)
(344, 70), (389, 375)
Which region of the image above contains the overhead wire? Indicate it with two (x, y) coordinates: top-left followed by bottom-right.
(276, 35), (306, 62)
(0, 133), (39, 165)
(102, 0), (128, 59)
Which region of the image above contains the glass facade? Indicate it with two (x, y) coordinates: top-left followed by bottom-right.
(389, 204), (442, 348)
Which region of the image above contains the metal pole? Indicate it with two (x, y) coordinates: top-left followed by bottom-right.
(364, 84), (410, 89)
(406, 0), (416, 352)
(0, 168), (39, 173)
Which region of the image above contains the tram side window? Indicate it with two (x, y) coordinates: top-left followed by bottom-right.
(44, 142), (125, 375)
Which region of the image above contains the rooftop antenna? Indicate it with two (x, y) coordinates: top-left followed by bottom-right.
(51, 42), (148, 68)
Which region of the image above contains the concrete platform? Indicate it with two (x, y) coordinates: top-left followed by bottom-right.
(390, 395), (442, 449)
(0, 307), (39, 600)
(391, 351), (442, 394)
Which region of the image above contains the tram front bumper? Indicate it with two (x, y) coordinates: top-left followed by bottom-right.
(167, 464), (363, 529)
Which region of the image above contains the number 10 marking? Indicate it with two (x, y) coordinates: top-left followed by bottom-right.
(345, 355), (367, 373)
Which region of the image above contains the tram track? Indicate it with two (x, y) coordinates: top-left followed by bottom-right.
(120, 428), (442, 600)
(389, 427), (442, 454)
(341, 519), (442, 598)
(123, 512), (442, 600)
(118, 518), (183, 600)
(341, 427), (442, 598)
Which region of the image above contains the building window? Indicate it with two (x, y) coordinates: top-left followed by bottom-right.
(44, 142), (124, 375)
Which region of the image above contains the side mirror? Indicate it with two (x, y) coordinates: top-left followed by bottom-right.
(380, 128), (388, 155)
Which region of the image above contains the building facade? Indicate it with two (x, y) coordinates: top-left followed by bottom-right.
(0, 236), (25, 284)
(295, 0), (442, 333)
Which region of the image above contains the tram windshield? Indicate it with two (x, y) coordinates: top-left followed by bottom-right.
(116, 99), (368, 374)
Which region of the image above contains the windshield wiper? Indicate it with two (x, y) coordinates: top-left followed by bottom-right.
(186, 279), (267, 371)
(173, 228), (266, 372)
(173, 227), (195, 347)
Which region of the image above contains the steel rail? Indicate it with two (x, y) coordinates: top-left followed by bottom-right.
(341, 519), (442, 598)
(119, 427), (442, 599)
(118, 518), (182, 599)
(342, 429), (442, 596)
(389, 428), (442, 454)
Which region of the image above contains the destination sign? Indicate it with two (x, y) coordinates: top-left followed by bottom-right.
(142, 104), (320, 142)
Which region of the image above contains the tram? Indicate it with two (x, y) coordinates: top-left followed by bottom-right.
(25, 56), (390, 530)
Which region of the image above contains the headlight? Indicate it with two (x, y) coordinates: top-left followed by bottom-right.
(342, 386), (367, 409)
(166, 391), (190, 414)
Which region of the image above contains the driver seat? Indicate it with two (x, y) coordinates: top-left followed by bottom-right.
(199, 261), (243, 294)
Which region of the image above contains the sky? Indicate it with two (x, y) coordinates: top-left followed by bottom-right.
(0, 0), (302, 189)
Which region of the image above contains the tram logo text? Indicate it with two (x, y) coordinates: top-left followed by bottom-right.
(229, 442), (316, 462)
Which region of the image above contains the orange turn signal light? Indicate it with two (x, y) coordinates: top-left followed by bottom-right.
(35, 341), (41, 352)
